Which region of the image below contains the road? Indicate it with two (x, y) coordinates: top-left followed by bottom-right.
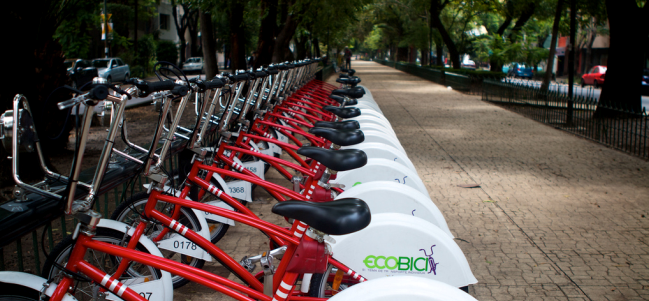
(505, 78), (649, 111)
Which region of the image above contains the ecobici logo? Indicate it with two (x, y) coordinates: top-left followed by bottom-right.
(362, 245), (439, 275)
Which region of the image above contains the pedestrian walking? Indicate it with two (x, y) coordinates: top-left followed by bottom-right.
(344, 47), (352, 69)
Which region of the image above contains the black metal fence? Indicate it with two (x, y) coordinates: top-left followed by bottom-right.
(373, 59), (649, 160)
(0, 153), (181, 275)
(482, 80), (649, 159)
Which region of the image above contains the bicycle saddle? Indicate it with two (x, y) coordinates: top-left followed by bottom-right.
(272, 198), (371, 235)
(329, 95), (358, 106)
(340, 68), (356, 76)
(323, 106), (361, 118)
(309, 127), (364, 146)
(313, 120), (360, 130)
(331, 88), (364, 99)
(336, 77), (361, 85)
(297, 147), (367, 172)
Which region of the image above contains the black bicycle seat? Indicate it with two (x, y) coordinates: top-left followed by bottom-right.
(329, 95), (358, 106)
(331, 88), (364, 99)
(297, 147), (367, 172)
(309, 127), (364, 146)
(272, 198), (371, 235)
(323, 106), (361, 118)
(313, 120), (360, 130)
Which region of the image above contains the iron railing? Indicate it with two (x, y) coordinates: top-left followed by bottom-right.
(482, 80), (649, 159)
(373, 59), (649, 160)
(0, 152), (181, 275)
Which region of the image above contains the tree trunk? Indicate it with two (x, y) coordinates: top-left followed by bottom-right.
(313, 37), (321, 58)
(272, 13), (299, 63)
(200, 10), (218, 78)
(508, 3), (535, 42)
(229, 1), (246, 71)
(435, 37), (443, 66)
(295, 36), (308, 60)
(171, 3), (189, 67)
(421, 47), (429, 66)
(254, 0), (278, 68)
(396, 46), (408, 62)
(431, 0), (460, 69)
(541, 0), (564, 91)
(595, 0), (647, 117)
(188, 11), (199, 57)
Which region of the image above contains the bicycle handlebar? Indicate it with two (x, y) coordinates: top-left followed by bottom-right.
(57, 85), (109, 110)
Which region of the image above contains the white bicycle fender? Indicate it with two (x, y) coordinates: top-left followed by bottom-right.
(341, 143), (414, 172)
(359, 123), (397, 138)
(330, 213), (477, 287)
(328, 277), (478, 301)
(357, 131), (405, 154)
(353, 116), (394, 130)
(358, 109), (389, 121)
(97, 219), (173, 301)
(335, 181), (452, 237)
(332, 158), (428, 195)
(0, 272), (77, 301)
(352, 103), (383, 115)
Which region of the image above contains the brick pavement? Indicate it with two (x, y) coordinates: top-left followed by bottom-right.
(350, 61), (649, 300)
(175, 61), (649, 301)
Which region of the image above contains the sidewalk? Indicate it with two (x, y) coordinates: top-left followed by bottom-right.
(347, 61), (649, 300)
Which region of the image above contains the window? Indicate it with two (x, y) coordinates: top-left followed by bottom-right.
(160, 14), (170, 30)
(117, 59), (124, 66)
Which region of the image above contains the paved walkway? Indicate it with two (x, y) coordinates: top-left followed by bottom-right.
(351, 61), (649, 300)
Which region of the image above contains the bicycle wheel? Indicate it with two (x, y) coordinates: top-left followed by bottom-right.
(308, 264), (362, 297)
(111, 192), (205, 289)
(0, 282), (42, 301)
(42, 228), (162, 301)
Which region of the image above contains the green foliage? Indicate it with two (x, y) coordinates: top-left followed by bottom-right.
(54, 1), (99, 58)
(156, 40), (179, 64)
(136, 35), (156, 75)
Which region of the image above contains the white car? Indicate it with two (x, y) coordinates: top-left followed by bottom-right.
(461, 60), (476, 70)
(183, 57), (204, 74)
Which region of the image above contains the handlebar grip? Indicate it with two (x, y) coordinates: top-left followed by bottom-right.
(171, 85), (189, 96)
(265, 68), (279, 75)
(146, 80), (176, 94)
(254, 71), (267, 78)
(229, 73), (249, 82)
(57, 86), (109, 110)
(89, 85), (109, 100)
(204, 78), (225, 89)
(57, 98), (81, 110)
(277, 64), (288, 70)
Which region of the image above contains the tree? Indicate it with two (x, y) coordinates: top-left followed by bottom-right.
(595, 0), (648, 116)
(229, 0), (247, 70)
(171, 0), (198, 67)
(254, 0), (279, 67)
(200, 10), (219, 78)
(540, 0), (564, 91)
(430, 0), (461, 68)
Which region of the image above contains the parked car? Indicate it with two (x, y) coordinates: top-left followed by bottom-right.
(461, 60), (476, 70)
(182, 57), (204, 74)
(506, 63), (534, 79)
(64, 59), (98, 89)
(581, 65), (606, 88)
(92, 58), (130, 83)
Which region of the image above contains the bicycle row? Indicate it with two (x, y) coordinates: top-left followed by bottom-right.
(0, 59), (478, 301)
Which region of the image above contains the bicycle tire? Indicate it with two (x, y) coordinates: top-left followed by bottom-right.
(0, 282), (43, 301)
(41, 228), (162, 301)
(110, 192), (206, 289)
